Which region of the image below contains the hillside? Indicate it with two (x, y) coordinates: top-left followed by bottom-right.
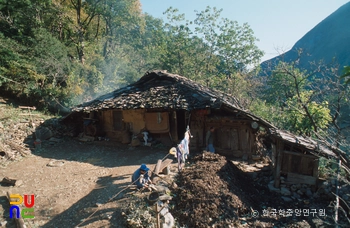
(260, 1), (350, 73)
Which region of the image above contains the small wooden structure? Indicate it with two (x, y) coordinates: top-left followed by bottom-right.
(269, 129), (348, 188)
(151, 158), (173, 182)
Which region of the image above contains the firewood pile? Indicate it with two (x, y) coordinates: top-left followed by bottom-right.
(0, 107), (37, 165)
(0, 103), (75, 167)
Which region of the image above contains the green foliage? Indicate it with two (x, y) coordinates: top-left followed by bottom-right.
(341, 66), (350, 84)
(0, 26), (75, 107)
(285, 91), (331, 136)
(249, 99), (286, 128)
(30, 28), (71, 86)
(160, 6), (263, 80)
(157, 6), (263, 107)
(0, 33), (40, 94)
(318, 157), (346, 180)
(260, 61), (334, 136)
(264, 62), (309, 107)
(0, 1), (263, 112)
(0, 0), (53, 39)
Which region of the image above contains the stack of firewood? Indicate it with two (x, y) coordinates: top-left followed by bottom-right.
(0, 103), (76, 166)
(0, 105), (49, 165)
(0, 107), (40, 165)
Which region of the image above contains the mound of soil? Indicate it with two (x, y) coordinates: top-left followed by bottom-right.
(171, 152), (342, 228)
(172, 152), (256, 227)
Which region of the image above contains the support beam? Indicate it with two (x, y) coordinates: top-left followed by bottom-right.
(274, 140), (284, 188)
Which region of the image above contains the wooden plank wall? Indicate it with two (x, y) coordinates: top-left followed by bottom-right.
(101, 109), (172, 145)
(281, 151), (317, 176)
(102, 110), (123, 141)
(189, 113), (255, 157)
(188, 111), (206, 151)
(273, 143), (319, 187)
(98, 109), (256, 156)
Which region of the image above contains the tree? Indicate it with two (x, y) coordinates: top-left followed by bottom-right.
(285, 91), (331, 136)
(263, 61), (309, 110)
(341, 66), (350, 84)
(317, 65), (350, 150)
(0, 30), (73, 107)
(160, 7), (195, 76)
(262, 60), (333, 136)
(160, 6), (263, 101)
(194, 7), (263, 85)
(66, 0), (98, 64)
(0, 0), (53, 39)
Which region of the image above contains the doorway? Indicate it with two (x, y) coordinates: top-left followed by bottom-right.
(176, 110), (187, 140)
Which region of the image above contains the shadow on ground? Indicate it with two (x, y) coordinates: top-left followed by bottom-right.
(30, 137), (171, 168)
(38, 174), (131, 228)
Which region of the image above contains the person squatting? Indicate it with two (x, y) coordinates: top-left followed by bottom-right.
(132, 164), (152, 188)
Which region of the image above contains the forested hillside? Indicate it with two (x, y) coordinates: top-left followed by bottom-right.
(0, 0), (262, 111)
(0, 0), (349, 151)
(256, 2), (350, 151)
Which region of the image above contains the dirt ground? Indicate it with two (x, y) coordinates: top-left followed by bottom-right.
(0, 139), (175, 228)
(0, 138), (347, 228)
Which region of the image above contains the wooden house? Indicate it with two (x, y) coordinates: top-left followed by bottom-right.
(68, 70), (274, 158)
(65, 70), (349, 186)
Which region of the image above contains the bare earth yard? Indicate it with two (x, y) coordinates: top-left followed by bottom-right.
(0, 138), (345, 228)
(0, 139), (172, 227)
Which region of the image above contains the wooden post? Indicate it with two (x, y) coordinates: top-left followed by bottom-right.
(313, 158), (319, 178)
(335, 159), (341, 228)
(156, 203), (160, 228)
(271, 144), (276, 177)
(274, 140), (283, 188)
(170, 111), (178, 142)
(151, 159), (162, 183)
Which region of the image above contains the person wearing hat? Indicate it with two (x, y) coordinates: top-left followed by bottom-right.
(132, 164), (152, 188)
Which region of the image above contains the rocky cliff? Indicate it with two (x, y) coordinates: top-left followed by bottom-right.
(261, 2), (350, 74)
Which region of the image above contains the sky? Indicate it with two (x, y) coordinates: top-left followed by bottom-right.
(140, 0), (349, 62)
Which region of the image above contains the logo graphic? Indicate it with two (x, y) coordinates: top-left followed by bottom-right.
(9, 194), (35, 219)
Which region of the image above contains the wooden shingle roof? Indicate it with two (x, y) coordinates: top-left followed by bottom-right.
(73, 70), (244, 112)
(269, 129), (349, 171)
(68, 70), (349, 168)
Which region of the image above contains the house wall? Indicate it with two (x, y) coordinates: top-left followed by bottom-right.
(281, 151), (318, 176)
(272, 140), (319, 187)
(123, 109), (145, 134)
(101, 110), (126, 142)
(98, 108), (258, 157)
(189, 110), (256, 157)
(144, 112), (170, 133)
(212, 122), (255, 158)
(100, 109), (172, 145)
(188, 110), (206, 151)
